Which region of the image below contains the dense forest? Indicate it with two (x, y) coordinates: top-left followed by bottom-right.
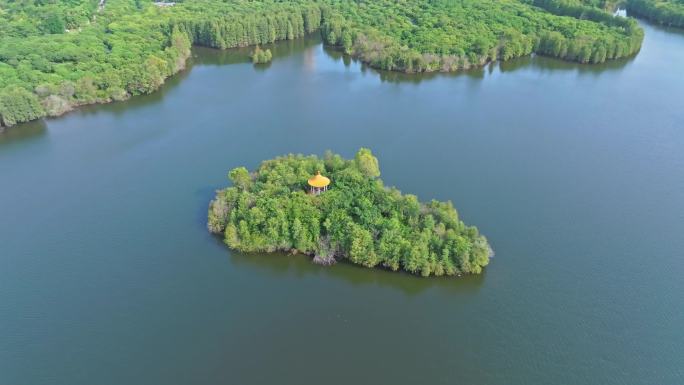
(0, 0), (668, 128)
(321, 0), (642, 72)
(208, 149), (492, 277)
(626, 0), (684, 27)
(569, 0), (684, 27)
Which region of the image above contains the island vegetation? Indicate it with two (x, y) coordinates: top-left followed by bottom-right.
(3, 0), (677, 128)
(208, 149), (491, 277)
(251, 46), (273, 64)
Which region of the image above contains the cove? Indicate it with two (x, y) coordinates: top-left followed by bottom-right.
(1, 21), (683, 385)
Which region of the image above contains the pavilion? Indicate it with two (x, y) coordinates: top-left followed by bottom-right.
(307, 171), (330, 195)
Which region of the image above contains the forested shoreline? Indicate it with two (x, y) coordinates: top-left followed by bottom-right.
(321, 0), (643, 73)
(208, 149), (492, 277)
(0, 0), (319, 128)
(626, 0), (684, 27)
(0, 0), (670, 129)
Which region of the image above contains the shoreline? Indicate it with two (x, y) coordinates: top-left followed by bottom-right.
(8, 9), (678, 133)
(1, 0), (670, 132)
(0, 34), (641, 134)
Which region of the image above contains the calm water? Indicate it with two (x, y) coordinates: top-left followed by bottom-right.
(2, 22), (683, 385)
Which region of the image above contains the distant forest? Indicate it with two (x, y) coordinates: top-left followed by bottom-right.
(0, 0), (678, 127)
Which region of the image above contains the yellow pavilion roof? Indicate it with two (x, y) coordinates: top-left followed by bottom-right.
(307, 171), (330, 188)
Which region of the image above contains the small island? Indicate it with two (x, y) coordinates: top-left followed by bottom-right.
(251, 46), (273, 64)
(208, 149), (491, 277)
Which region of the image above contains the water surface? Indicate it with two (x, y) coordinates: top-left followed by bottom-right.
(1, 22), (683, 385)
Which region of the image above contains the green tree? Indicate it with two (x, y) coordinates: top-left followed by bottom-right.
(251, 46), (273, 64)
(229, 167), (252, 190)
(43, 13), (65, 34)
(354, 148), (380, 178)
(0, 87), (45, 127)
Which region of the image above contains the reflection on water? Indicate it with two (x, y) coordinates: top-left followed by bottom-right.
(3, 27), (649, 142)
(321, 42), (635, 84)
(192, 34), (322, 67)
(189, 17), (684, 86)
(0, 120), (46, 145)
(252, 61), (273, 71)
(73, 67), (193, 120)
(223, 239), (486, 297)
(498, 52), (636, 74)
(190, 24), (653, 85)
(635, 15), (684, 35)
(0, 66), (193, 142)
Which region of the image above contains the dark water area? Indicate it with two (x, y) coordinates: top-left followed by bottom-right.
(1, 22), (683, 385)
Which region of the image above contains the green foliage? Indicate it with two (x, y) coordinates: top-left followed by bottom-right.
(208, 149), (492, 277)
(251, 46), (273, 64)
(0, 0), (314, 126)
(321, 0), (643, 71)
(43, 12), (66, 34)
(626, 0), (684, 27)
(354, 147), (380, 178)
(574, 0), (684, 28)
(229, 167), (253, 190)
(0, 87), (44, 127)
(0, 0), (655, 127)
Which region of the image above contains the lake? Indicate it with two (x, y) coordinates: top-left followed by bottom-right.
(1, 21), (683, 385)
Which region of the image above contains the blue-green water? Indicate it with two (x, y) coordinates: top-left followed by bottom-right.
(1, 22), (683, 385)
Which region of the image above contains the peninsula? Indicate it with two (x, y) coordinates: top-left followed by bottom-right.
(208, 149), (491, 277)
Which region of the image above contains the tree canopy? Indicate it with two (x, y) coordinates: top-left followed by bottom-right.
(208, 149), (492, 277)
(321, 0), (643, 72)
(626, 0), (684, 27)
(251, 46), (273, 64)
(0, 0), (657, 128)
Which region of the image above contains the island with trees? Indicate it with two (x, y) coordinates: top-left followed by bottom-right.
(251, 46), (273, 64)
(208, 149), (491, 277)
(3, 0), (679, 128)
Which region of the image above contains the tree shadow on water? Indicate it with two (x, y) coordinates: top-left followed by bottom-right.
(253, 62), (273, 72)
(192, 33), (322, 67)
(0, 120), (47, 147)
(322, 46), (353, 68)
(320, 46), (635, 85)
(498, 53), (636, 76)
(72, 68), (193, 120)
(219, 240), (487, 297)
(198, 178), (487, 298)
